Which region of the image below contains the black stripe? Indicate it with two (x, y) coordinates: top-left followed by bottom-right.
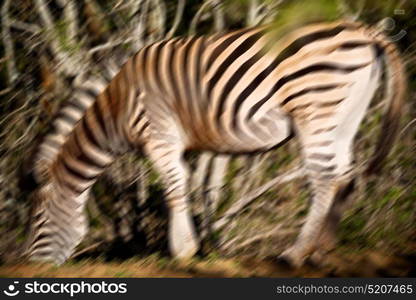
(308, 153), (335, 161)
(228, 25), (353, 125)
(154, 40), (169, 94)
(205, 27), (255, 73)
(373, 43), (384, 58)
(312, 125), (337, 135)
(30, 249), (54, 257)
(82, 117), (101, 149)
(282, 84), (341, 107)
(92, 100), (108, 139)
(318, 98), (344, 108)
(131, 109), (146, 128)
(77, 87), (98, 100)
(32, 213), (46, 224)
(181, 37), (199, 127)
(55, 161), (87, 194)
(338, 41), (371, 50)
(73, 127), (108, 168)
(61, 157), (95, 182)
(123, 58), (135, 90)
(218, 51), (263, 126)
(70, 99), (89, 111)
(131, 52), (141, 88)
(137, 121), (149, 136)
(33, 233), (50, 243)
(31, 240), (57, 252)
(310, 112), (334, 121)
(195, 37), (205, 101)
(186, 37), (207, 143)
(306, 163), (336, 173)
(168, 39), (183, 105)
(207, 31), (264, 100)
(140, 44), (151, 91)
(248, 62), (367, 119)
(43, 138), (61, 150)
(306, 140), (333, 148)
(289, 103), (311, 113)
(56, 111), (77, 126)
(309, 112), (334, 121)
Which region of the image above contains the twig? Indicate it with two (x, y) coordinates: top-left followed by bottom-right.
(2, 115), (38, 150)
(34, 0), (83, 75)
(154, 0), (166, 38)
(1, 0), (18, 84)
(399, 118), (416, 137)
(132, 0), (150, 51)
(189, 0), (212, 35)
(220, 225), (286, 252)
(213, 167), (304, 230)
(0, 88), (12, 96)
(10, 20), (41, 34)
(89, 37), (135, 54)
(70, 242), (103, 259)
(247, 0), (260, 26)
(166, 0), (185, 39)
(207, 155), (230, 212)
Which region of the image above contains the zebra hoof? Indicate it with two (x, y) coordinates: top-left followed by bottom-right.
(169, 209), (199, 259)
(274, 255), (295, 270)
(278, 248), (306, 269)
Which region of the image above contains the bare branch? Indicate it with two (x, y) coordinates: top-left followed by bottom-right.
(56, 0), (79, 42)
(220, 225), (285, 252)
(212, 0), (225, 32)
(399, 118), (416, 137)
(10, 20), (41, 34)
(247, 0), (283, 26)
(34, 0), (84, 76)
(247, 0), (260, 26)
(149, 0), (167, 40)
(206, 155), (230, 212)
(213, 167), (304, 231)
(71, 242), (103, 259)
(189, 0), (212, 35)
(1, 0), (18, 84)
(132, 0), (149, 51)
(166, 0), (185, 39)
(0, 88), (12, 96)
(89, 37), (135, 54)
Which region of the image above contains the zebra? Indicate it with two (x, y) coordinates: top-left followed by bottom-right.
(23, 20), (406, 267)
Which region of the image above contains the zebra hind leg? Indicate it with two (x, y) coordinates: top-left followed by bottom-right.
(308, 178), (356, 265)
(144, 138), (199, 259)
(278, 118), (358, 267)
(278, 60), (380, 267)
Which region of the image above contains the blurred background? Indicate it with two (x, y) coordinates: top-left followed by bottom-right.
(0, 0), (415, 277)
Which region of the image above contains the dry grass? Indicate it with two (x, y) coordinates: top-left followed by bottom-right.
(1, 249), (415, 278)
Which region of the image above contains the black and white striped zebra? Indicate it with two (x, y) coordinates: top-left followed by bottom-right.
(24, 20), (406, 266)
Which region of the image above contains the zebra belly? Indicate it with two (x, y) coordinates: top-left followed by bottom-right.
(189, 106), (293, 153)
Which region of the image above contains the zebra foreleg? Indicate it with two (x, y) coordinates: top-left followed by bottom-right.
(145, 140), (199, 259)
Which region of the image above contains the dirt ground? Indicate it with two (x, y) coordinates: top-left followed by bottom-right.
(1, 250), (415, 278)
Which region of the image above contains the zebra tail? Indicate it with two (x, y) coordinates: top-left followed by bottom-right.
(365, 34), (407, 175)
